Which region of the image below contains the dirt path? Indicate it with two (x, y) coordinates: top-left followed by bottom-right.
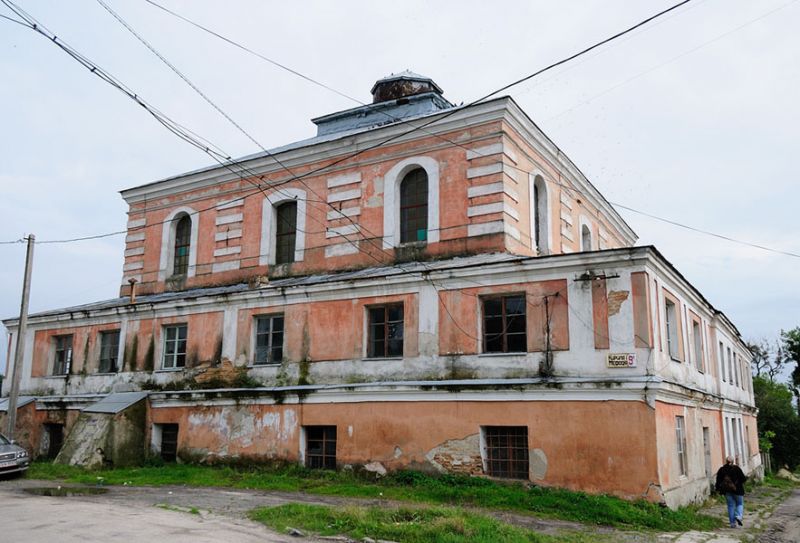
(757, 488), (800, 542)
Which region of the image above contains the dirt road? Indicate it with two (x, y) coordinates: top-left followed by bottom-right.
(758, 488), (800, 543)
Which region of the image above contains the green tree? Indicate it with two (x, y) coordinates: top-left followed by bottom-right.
(753, 375), (800, 469)
(781, 327), (800, 412)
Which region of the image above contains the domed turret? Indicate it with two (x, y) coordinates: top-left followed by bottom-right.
(370, 71), (444, 103)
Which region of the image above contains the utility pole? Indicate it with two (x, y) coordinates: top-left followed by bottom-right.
(5, 234), (34, 440)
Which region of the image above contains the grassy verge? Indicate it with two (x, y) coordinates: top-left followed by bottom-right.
(249, 503), (604, 543)
(27, 462), (718, 531)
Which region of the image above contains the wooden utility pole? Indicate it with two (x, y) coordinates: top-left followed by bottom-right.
(5, 234), (34, 439)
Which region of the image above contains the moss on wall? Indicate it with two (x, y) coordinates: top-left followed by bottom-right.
(143, 336), (154, 372)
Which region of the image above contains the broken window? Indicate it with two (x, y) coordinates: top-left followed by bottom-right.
(99, 330), (120, 373)
(162, 324), (187, 369)
(275, 201), (298, 265)
(399, 168), (428, 243)
(155, 423), (179, 462)
(52, 334), (73, 375)
(254, 314), (284, 365)
(692, 320), (703, 372)
(664, 298), (680, 360)
(304, 425), (337, 469)
(367, 304), (404, 358)
(484, 426), (529, 479)
(483, 295), (527, 353)
(675, 416), (687, 476)
(173, 214), (191, 276)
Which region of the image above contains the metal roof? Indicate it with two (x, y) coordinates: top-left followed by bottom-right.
(82, 392), (148, 414)
(0, 396), (35, 412)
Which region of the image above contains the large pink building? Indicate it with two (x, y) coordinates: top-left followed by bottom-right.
(2, 72), (758, 507)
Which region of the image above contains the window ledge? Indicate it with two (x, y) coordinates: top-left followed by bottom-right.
(91, 372), (120, 377)
(478, 352), (528, 358)
(249, 363), (282, 368)
(44, 375), (67, 380)
(155, 368), (185, 373)
(670, 357), (683, 363)
(362, 356), (403, 362)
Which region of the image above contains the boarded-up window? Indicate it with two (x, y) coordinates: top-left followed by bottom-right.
(305, 425), (336, 469)
(483, 295), (527, 353)
(99, 330), (120, 373)
(255, 315), (284, 365)
(675, 416), (687, 476)
(367, 304), (404, 358)
(399, 168), (428, 243)
(275, 201), (298, 265)
(53, 334), (73, 375)
(173, 214), (191, 276)
(484, 426), (529, 479)
(162, 324), (187, 369)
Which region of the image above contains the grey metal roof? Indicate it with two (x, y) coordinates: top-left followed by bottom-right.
(82, 392), (148, 414)
(0, 396), (35, 412)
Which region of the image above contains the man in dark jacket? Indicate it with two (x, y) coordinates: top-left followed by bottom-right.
(715, 456), (747, 528)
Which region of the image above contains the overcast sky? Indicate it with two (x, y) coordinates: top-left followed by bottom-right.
(1, 0), (798, 376)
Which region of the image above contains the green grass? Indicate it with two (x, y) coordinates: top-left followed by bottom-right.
(249, 504), (604, 543)
(27, 462), (718, 531)
(761, 474), (800, 489)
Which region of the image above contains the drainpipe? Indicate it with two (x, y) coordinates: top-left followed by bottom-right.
(128, 278), (138, 304)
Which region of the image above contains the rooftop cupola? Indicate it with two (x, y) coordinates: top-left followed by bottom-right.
(311, 71), (452, 136)
(370, 70), (444, 103)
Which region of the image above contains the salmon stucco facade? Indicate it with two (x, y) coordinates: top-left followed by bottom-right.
(1, 72), (759, 508)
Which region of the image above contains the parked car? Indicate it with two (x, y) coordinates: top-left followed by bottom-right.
(0, 433), (30, 476)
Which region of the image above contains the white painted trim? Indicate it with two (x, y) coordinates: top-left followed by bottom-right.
(579, 216), (593, 251)
(467, 182), (519, 203)
(529, 172), (551, 255)
(325, 242), (359, 258)
(214, 229), (242, 242)
(216, 198), (244, 210)
(221, 307), (237, 361)
(327, 172), (361, 189)
(326, 188), (361, 203)
(122, 261), (144, 271)
(125, 232), (145, 243)
(326, 206), (361, 221)
(215, 213), (243, 226)
(259, 188), (307, 266)
(127, 218), (146, 229)
(212, 260), (240, 273)
(382, 156), (440, 248)
(467, 202), (519, 221)
(158, 206), (200, 281)
(325, 224), (360, 239)
(124, 247), (145, 257)
(213, 246), (241, 257)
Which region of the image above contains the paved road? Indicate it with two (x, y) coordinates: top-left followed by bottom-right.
(0, 483), (310, 543)
(758, 488), (800, 543)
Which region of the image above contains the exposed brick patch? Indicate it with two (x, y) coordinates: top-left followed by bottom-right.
(425, 433), (484, 476)
(607, 290), (629, 316)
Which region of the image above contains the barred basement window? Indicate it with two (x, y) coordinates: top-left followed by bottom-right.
(158, 423), (179, 463)
(52, 334), (73, 375)
(162, 324), (187, 369)
(305, 425), (336, 469)
(173, 214), (191, 276)
(254, 315), (284, 365)
(275, 201), (298, 265)
(482, 295), (526, 353)
(675, 416), (687, 476)
(399, 168), (428, 243)
(367, 304), (404, 358)
(484, 426), (529, 479)
(99, 330), (120, 373)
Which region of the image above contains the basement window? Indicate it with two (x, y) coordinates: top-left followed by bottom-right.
(482, 295), (527, 353)
(153, 423), (179, 462)
(254, 314), (284, 365)
(367, 304), (404, 358)
(99, 330), (120, 373)
(483, 426), (529, 479)
(52, 334), (73, 375)
(162, 324), (187, 369)
(304, 425), (337, 470)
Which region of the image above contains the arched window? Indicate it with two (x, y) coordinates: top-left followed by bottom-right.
(399, 168), (428, 243)
(530, 174), (549, 255)
(581, 224), (592, 251)
(275, 201), (298, 265)
(172, 214), (191, 276)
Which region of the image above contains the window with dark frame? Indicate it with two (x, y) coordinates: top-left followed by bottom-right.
(53, 334), (73, 375)
(162, 324), (187, 369)
(482, 295), (527, 353)
(484, 426), (529, 479)
(173, 214), (191, 276)
(399, 168), (428, 243)
(367, 304), (404, 358)
(275, 201), (298, 265)
(159, 423), (179, 462)
(99, 330), (120, 373)
(305, 425), (337, 469)
(254, 314), (284, 365)
(675, 415), (687, 476)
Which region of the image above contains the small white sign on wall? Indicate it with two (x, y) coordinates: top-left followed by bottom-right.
(607, 353), (636, 368)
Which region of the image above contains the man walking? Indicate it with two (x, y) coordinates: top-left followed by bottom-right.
(715, 456), (747, 528)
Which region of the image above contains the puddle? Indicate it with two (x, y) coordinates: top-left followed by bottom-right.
(24, 486), (109, 497)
